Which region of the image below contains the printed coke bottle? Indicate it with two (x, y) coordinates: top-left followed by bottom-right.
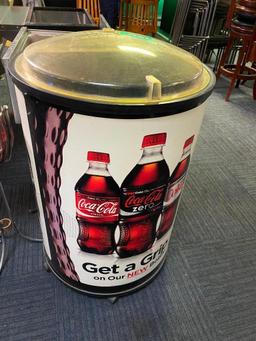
(157, 135), (194, 239)
(116, 133), (170, 258)
(75, 151), (120, 255)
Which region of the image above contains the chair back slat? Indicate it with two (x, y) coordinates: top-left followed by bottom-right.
(76, 0), (100, 25)
(119, 0), (158, 35)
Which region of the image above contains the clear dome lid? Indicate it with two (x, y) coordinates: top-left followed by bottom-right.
(14, 29), (213, 105)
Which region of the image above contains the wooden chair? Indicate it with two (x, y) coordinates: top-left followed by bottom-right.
(216, 0), (256, 100)
(76, 0), (100, 26)
(119, 0), (158, 36)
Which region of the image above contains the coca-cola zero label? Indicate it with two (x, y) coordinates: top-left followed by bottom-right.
(121, 184), (166, 215)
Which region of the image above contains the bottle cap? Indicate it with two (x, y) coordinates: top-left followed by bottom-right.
(87, 151), (110, 163)
(142, 133), (167, 148)
(183, 135), (195, 149)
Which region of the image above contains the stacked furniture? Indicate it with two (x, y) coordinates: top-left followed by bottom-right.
(76, 0), (100, 26)
(216, 0), (256, 100)
(118, 0), (158, 35)
(205, 1), (230, 71)
(170, 0), (218, 60)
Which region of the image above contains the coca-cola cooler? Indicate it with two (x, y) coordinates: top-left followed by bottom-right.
(8, 29), (215, 296)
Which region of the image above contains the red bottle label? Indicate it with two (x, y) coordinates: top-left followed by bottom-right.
(76, 192), (119, 223)
(165, 174), (186, 206)
(121, 184), (166, 215)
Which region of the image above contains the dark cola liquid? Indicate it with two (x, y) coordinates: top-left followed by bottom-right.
(117, 159), (170, 258)
(77, 220), (117, 254)
(157, 200), (179, 239)
(117, 212), (160, 257)
(171, 155), (190, 183)
(75, 173), (119, 196)
(75, 173), (120, 255)
(157, 155), (191, 239)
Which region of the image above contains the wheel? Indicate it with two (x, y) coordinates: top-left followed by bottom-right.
(43, 258), (51, 272)
(108, 296), (119, 304)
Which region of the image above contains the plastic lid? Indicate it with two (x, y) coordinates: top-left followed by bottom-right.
(14, 29), (212, 105)
(142, 133), (167, 148)
(87, 151), (110, 163)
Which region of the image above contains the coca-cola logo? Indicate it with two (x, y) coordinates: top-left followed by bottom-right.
(168, 181), (184, 199)
(77, 199), (119, 215)
(124, 188), (164, 208)
(165, 177), (185, 205)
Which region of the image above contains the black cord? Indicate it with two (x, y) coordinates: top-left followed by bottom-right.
(0, 182), (43, 275)
(0, 182), (43, 243)
(0, 229), (6, 275)
(0, 218), (11, 274)
(13, 221), (42, 243)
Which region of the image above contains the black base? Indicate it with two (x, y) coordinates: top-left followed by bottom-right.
(43, 251), (166, 298)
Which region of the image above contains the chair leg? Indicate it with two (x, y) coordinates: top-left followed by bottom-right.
(118, 0), (124, 29)
(241, 68), (252, 86)
(216, 36), (234, 79)
(253, 80), (256, 100)
(225, 40), (248, 101)
(225, 77), (236, 101)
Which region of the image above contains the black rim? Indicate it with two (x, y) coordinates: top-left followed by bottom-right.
(9, 63), (215, 119)
(25, 24), (98, 31)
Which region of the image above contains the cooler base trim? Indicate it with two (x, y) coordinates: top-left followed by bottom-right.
(44, 250), (167, 297)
